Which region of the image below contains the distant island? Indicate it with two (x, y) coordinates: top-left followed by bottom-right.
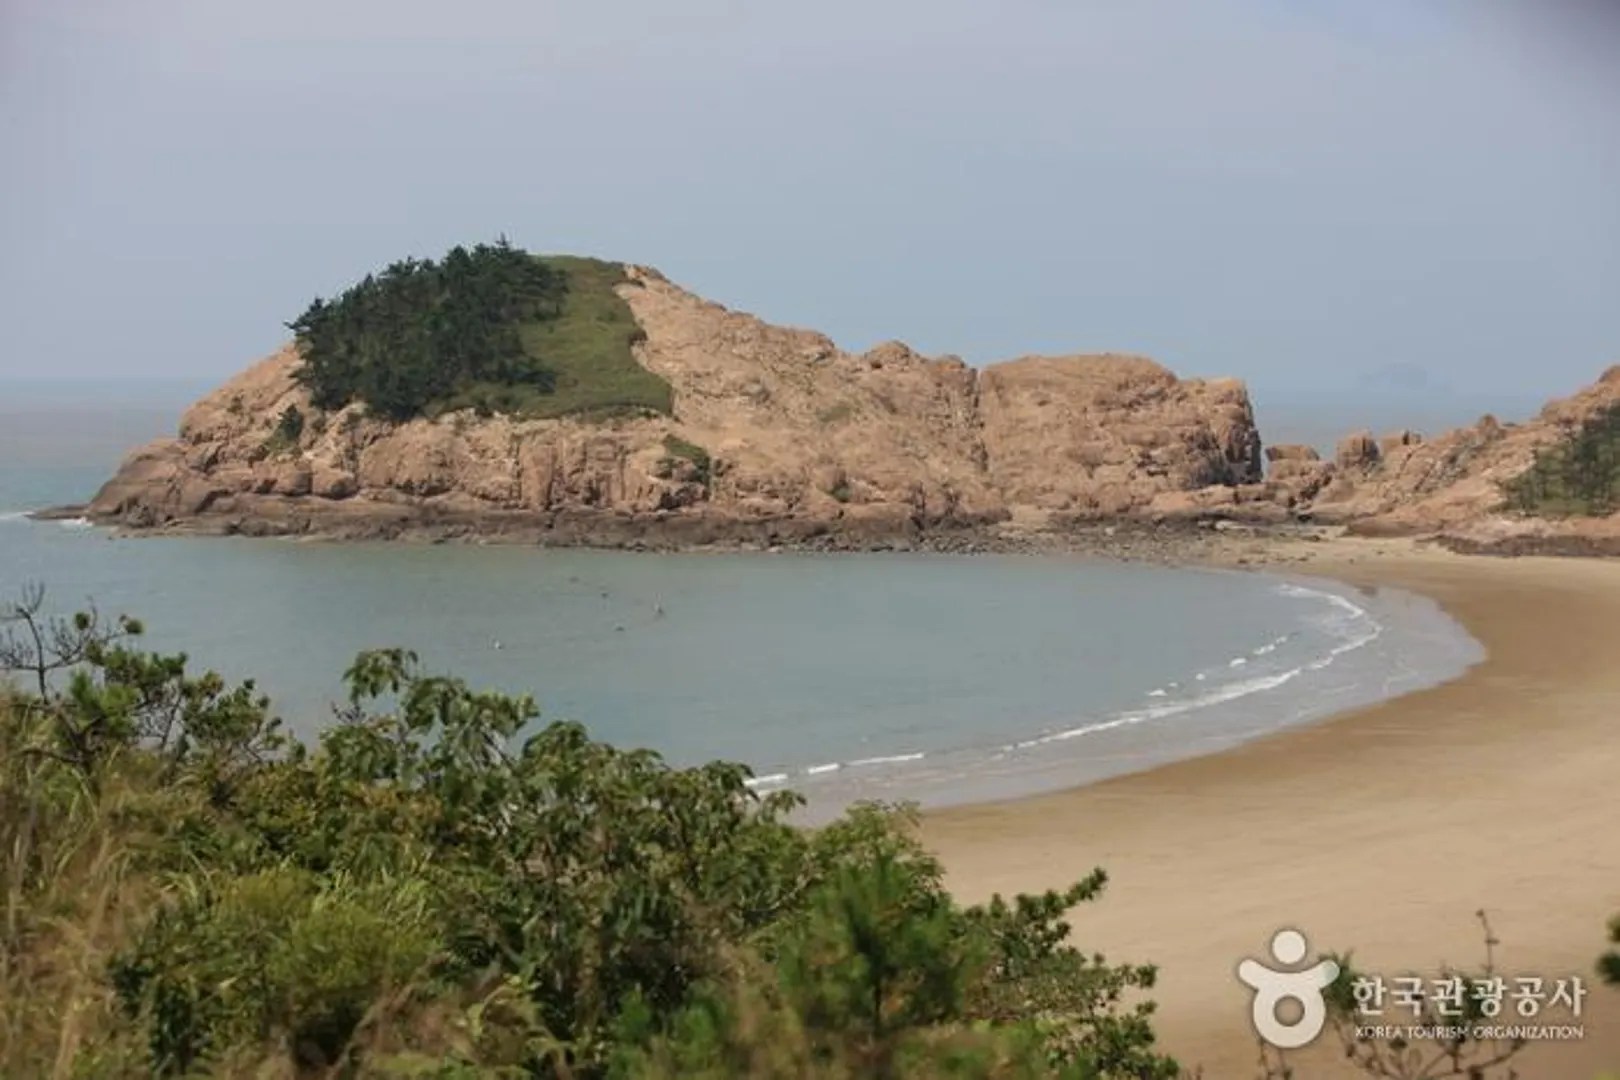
(56, 240), (1620, 557)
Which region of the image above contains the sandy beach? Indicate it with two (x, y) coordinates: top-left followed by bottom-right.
(923, 539), (1620, 1078)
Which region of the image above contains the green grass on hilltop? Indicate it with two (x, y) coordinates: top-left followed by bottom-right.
(291, 242), (672, 424)
(509, 255), (670, 420)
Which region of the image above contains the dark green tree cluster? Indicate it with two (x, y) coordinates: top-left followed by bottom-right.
(1503, 402), (1620, 517)
(290, 241), (568, 421)
(0, 587), (1179, 1080)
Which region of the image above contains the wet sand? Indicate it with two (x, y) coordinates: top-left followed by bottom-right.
(923, 539), (1620, 1078)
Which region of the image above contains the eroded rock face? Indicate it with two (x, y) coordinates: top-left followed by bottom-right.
(86, 266), (1269, 540)
(977, 355), (1262, 516)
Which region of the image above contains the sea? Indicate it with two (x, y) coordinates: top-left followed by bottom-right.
(0, 403), (1485, 820)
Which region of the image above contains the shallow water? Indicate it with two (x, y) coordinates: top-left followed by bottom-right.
(0, 417), (1483, 817)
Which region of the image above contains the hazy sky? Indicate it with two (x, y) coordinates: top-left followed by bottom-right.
(2, 1), (1616, 416)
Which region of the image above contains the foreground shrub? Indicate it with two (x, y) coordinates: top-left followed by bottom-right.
(0, 587), (1173, 1078)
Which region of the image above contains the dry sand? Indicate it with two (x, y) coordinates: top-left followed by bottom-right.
(922, 538), (1620, 1078)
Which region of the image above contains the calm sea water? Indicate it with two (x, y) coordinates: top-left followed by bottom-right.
(0, 407), (1484, 817)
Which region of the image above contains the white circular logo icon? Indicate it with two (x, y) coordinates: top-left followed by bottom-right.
(1237, 929), (1341, 1050)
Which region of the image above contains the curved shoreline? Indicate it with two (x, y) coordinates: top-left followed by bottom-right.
(921, 537), (1620, 1077)
(778, 563), (1483, 822)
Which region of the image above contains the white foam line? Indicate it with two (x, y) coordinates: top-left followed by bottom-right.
(1032, 667), (1306, 746)
(744, 773), (789, 789)
(805, 762), (841, 776)
(0, 510), (28, 523)
(849, 752), (925, 767)
(58, 517), (91, 529)
(1146, 688), (1167, 698)
(1229, 657), (1248, 667)
(1275, 581), (1373, 624)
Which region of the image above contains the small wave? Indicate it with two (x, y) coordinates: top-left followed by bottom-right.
(1229, 657), (1248, 667)
(1146, 688), (1168, 698)
(1030, 667), (1308, 747)
(58, 517), (92, 529)
(0, 510), (29, 523)
(1253, 643), (1277, 655)
(750, 754), (925, 789)
(849, 752), (925, 767)
(1275, 582), (1374, 632)
(1274, 580), (1383, 662)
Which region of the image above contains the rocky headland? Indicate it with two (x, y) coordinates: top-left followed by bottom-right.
(59, 254), (1620, 558)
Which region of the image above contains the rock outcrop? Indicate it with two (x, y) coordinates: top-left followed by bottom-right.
(1261, 444), (1334, 506)
(978, 355), (1261, 515)
(84, 265), (1270, 543)
(1288, 366), (1620, 549)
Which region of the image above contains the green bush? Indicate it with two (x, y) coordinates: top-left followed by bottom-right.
(111, 868), (439, 1073)
(1600, 915), (1620, 986)
(1502, 403), (1620, 517)
(662, 435), (713, 487)
(261, 403), (306, 457)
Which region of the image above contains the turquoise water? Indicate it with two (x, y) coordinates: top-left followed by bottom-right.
(0, 408), (1484, 814)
